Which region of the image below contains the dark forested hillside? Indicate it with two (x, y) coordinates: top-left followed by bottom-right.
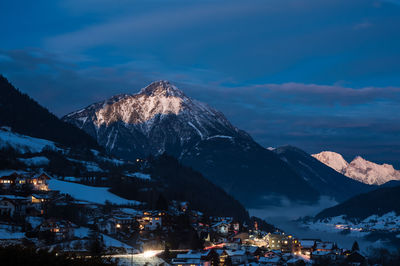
(0, 75), (100, 150)
(110, 154), (250, 221)
(315, 185), (400, 220)
(274, 146), (372, 201)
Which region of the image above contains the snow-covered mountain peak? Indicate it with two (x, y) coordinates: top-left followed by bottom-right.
(313, 151), (400, 185)
(139, 80), (186, 98)
(63, 81), (247, 158)
(312, 151), (349, 174)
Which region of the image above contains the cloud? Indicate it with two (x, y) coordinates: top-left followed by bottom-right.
(263, 82), (400, 105)
(45, 1), (265, 52)
(353, 21), (373, 30)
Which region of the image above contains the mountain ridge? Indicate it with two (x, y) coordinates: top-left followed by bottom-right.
(0, 75), (100, 150)
(64, 81), (324, 207)
(313, 151), (400, 185)
(273, 146), (372, 201)
(63, 80), (250, 160)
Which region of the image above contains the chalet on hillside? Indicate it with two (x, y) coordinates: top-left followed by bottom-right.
(211, 221), (230, 235)
(346, 251), (367, 266)
(0, 171), (50, 191)
(315, 241), (336, 252)
(138, 211), (162, 231)
(300, 239), (317, 256)
(220, 249), (248, 265)
(171, 249), (219, 265)
(38, 219), (75, 241)
(0, 195), (30, 216)
(30, 173), (50, 191)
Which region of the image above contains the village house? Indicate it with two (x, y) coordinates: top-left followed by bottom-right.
(281, 235), (301, 254)
(0, 198), (15, 216)
(258, 255), (283, 265)
(0, 172), (20, 189)
(38, 219), (75, 241)
(345, 251), (367, 266)
(0, 171), (50, 191)
(29, 172), (50, 191)
(31, 193), (51, 204)
(287, 256), (308, 265)
(315, 241), (337, 253)
(171, 249), (219, 266)
(299, 239), (317, 256)
(266, 232), (300, 252)
(138, 211), (162, 231)
(0, 195), (30, 217)
(242, 245), (263, 262)
(113, 215), (137, 233)
(220, 249), (248, 265)
(98, 217), (117, 235)
(211, 221), (230, 236)
(311, 250), (338, 263)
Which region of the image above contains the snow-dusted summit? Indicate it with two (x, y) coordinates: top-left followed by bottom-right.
(312, 151), (349, 174)
(63, 81), (249, 159)
(312, 151), (400, 185)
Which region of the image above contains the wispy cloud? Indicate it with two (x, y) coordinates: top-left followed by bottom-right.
(45, 1), (265, 52)
(353, 21), (373, 30)
(263, 82), (400, 105)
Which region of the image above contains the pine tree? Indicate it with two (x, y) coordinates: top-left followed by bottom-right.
(351, 241), (360, 252)
(89, 229), (105, 257)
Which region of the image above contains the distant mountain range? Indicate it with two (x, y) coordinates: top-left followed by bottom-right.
(313, 151), (400, 185)
(63, 80), (371, 207)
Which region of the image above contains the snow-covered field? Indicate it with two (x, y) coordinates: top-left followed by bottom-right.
(0, 224), (25, 240)
(48, 179), (141, 205)
(301, 212), (400, 237)
(74, 227), (132, 249)
(0, 128), (56, 153)
(67, 158), (103, 172)
(126, 172), (151, 180)
(19, 156), (49, 166)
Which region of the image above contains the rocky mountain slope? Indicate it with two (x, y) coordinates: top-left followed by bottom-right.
(313, 151), (400, 185)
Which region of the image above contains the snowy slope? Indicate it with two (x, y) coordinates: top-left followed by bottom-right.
(313, 151), (400, 185)
(312, 151), (348, 174)
(19, 156), (49, 166)
(0, 127), (56, 153)
(303, 212), (400, 237)
(345, 156), (400, 185)
(48, 179), (141, 205)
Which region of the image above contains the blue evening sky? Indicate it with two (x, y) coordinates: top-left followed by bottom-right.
(1, 0), (400, 164)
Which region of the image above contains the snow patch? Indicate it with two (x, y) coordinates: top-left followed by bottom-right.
(48, 179), (141, 205)
(0, 128), (56, 153)
(126, 172), (151, 180)
(19, 156), (49, 166)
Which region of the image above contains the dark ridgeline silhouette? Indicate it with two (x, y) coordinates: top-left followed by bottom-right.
(0, 75), (100, 150)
